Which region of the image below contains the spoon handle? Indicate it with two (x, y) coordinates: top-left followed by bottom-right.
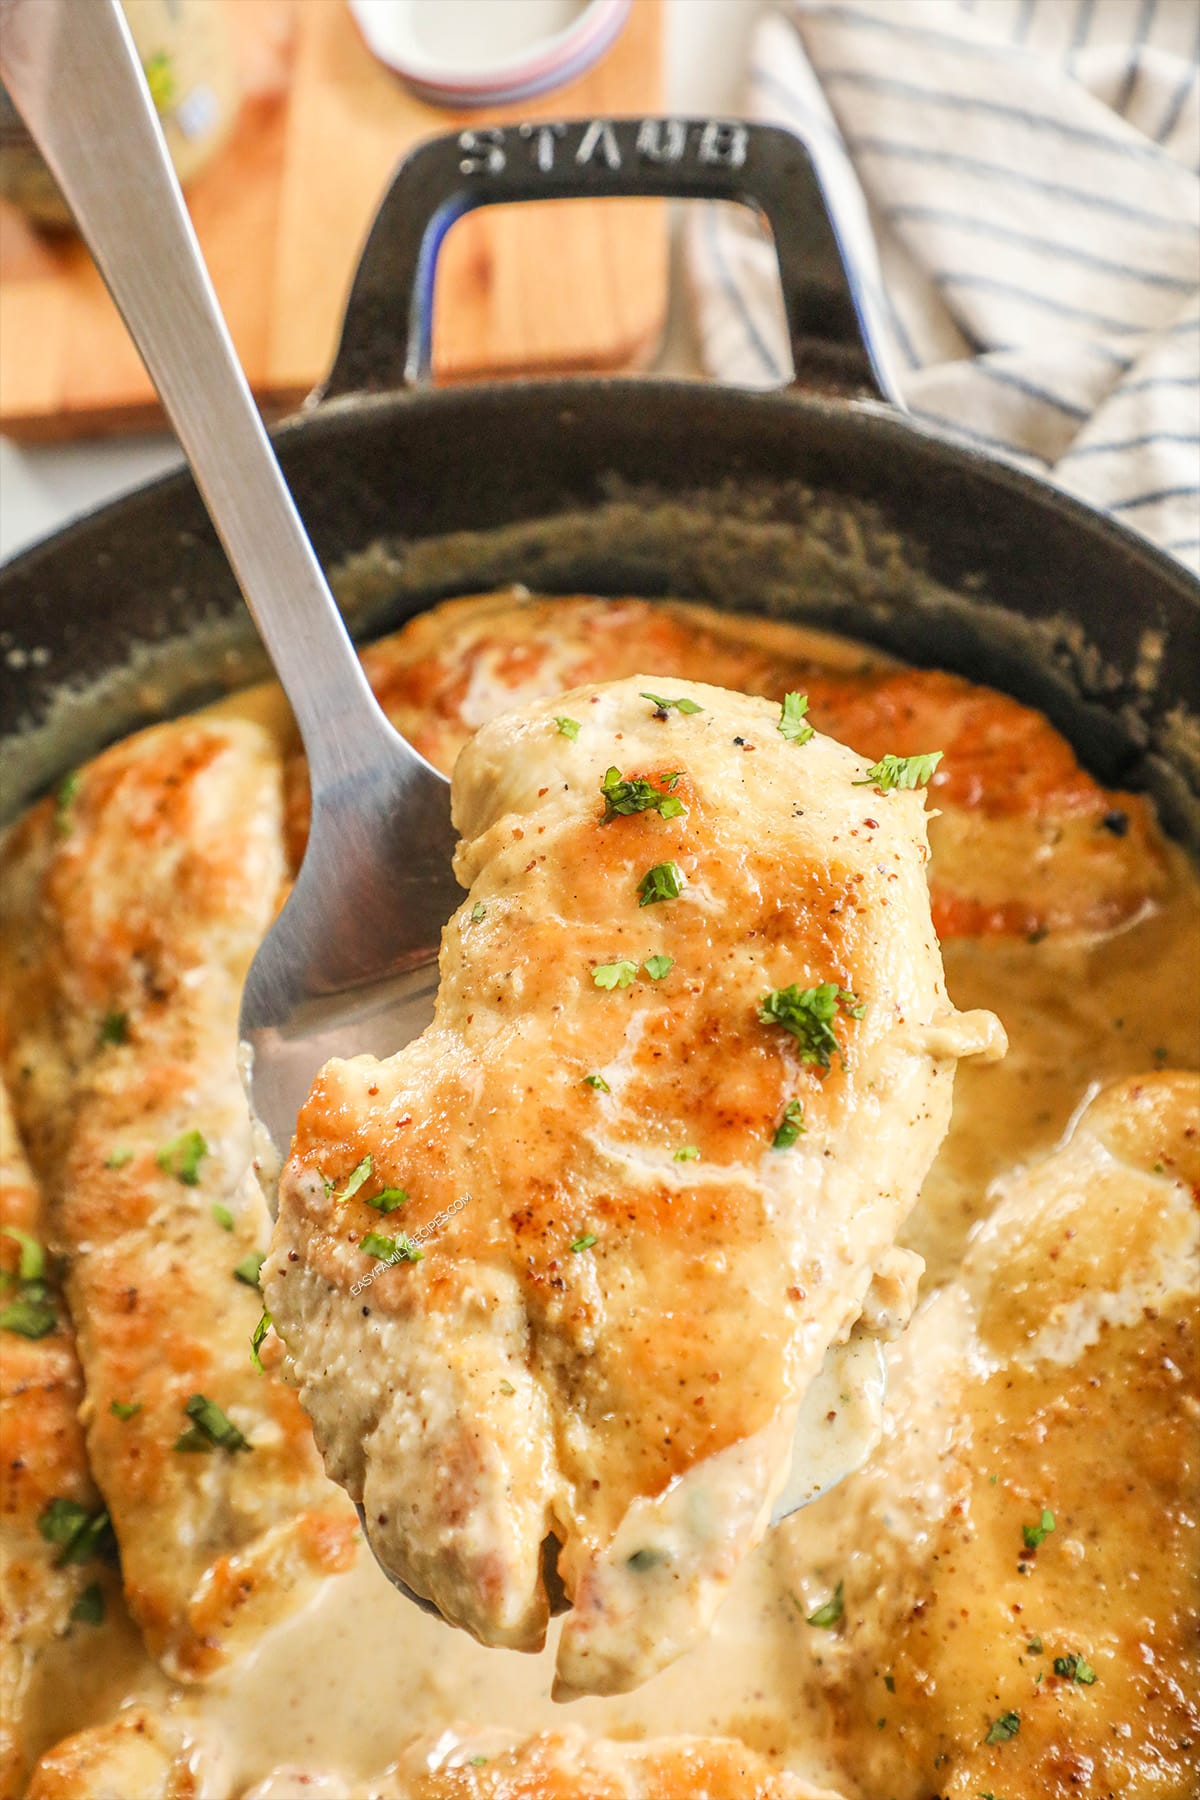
(0, 0), (399, 798)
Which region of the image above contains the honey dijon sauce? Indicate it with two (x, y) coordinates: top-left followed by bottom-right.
(12, 594), (1200, 1792)
(912, 841), (1200, 1284)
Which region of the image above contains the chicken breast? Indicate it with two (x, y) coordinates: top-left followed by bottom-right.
(24, 1708), (198, 1800)
(267, 677), (1002, 1696)
(782, 1072), (1200, 1800)
(28, 1718), (839, 1800)
(283, 591), (1165, 940)
(0, 1084), (102, 1800)
(247, 1726), (844, 1800)
(0, 721), (357, 1682)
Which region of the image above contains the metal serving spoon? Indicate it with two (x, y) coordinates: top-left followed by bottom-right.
(0, 0), (883, 1549)
(0, 0), (460, 1162)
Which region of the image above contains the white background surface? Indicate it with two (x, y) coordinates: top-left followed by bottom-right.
(0, 0), (773, 564)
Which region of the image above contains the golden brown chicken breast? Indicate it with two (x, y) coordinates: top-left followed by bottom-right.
(0, 1084), (105, 1800)
(248, 1726), (843, 1800)
(782, 1072), (1200, 1800)
(267, 676), (1002, 1697)
(0, 721), (357, 1682)
(24, 1708), (197, 1800)
(28, 1718), (839, 1800)
(283, 592), (1165, 940)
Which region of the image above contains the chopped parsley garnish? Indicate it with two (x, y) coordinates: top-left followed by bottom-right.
(1027, 1634), (1043, 1654)
(470, 901), (487, 923)
(759, 983), (863, 1069)
(600, 765), (685, 822)
(498, 1379), (515, 1396)
(643, 953), (673, 980)
(571, 1233), (598, 1254)
(640, 690), (703, 716)
(233, 1251), (265, 1288)
(212, 1203), (234, 1231)
(174, 1394), (251, 1454)
(2, 1226), (44, 1284)
(592, 959), (639, 990)
(156, 1129), (208, 1186)
(1022, 1508), (1055, 1550)
(583, 1072), (610, 1092)
(884, 1673), (895, 1693)
(250, 1309), (271, 1372)
(70, 1582), (105, 1626)
(854, 751), (944, 791)
(360, 1231), (423, 1264)
(97, 1010), (129, 1046)
(806, 1580), (844, 1628)
(54, 770), (80, 831)
(110, 1399), (141, 1421)
(777, 692), (814, 746)
(554, 716), (581, 740)
(637, 860), (687, 907)
(366, 1187), (408, 1214)
(984, 1711), (1020, 1745)
(0, 1296), (56, 1338)
(0, 1228), (54, 1337)
(336, 1156), (373, 1202)
(674, 1145), (700, 1161)
(772, 1099), (806, 1149)
(1053, 1653), (1096, 1685)
(103, 1148), (134, 1170)
(37, 1497), (114, 1565)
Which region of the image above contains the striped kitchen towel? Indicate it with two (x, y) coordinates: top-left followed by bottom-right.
(687, 0), (1200, 573)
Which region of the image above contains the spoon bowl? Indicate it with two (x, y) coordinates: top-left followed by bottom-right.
(239, 723), (461, 1162)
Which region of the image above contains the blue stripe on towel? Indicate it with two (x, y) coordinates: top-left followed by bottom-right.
(747, 67), (845, 154)
(888, 206), (1193, 291)
(822, 69), (1171, 162)
(1069, 0), (1096, 60)
(972, 364), (1091, 419)
(1117, 373), (1200, 395)
(1014, 0), (1038, 46)
(848, 138), (1195, 234)
(1061, 432), (1200, 460)
(934, 273), (1156, 335)
(1114, 0), (1158, 118)
(1109, 484), (1200, 512)
(798, 5), (1026, 65)
(704, 206), (783, 383)
(1155, 13), (1200, 144)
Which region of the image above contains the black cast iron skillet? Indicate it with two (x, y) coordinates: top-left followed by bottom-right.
(1, 118), (1197, 838)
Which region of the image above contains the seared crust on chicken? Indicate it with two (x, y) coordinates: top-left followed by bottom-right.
(24, 1708), (197, 1800)
(29, 1719), (839, 1800)
(283, 592), (1164, 940)
(0, 1084), (100, 1800)
(0, 722), (356, 1682)
(268, 677), (1002, 1696)
(249, 1726), (844, 1799)
(785, 1072), (1200, 1800)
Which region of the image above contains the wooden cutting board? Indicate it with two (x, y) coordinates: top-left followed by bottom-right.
(0, 0), (665, 440)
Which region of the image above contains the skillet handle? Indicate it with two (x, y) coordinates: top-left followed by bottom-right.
(321, 117), (897, 405)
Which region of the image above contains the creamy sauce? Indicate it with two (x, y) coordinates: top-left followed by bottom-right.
(17, 607), (1200, 1792)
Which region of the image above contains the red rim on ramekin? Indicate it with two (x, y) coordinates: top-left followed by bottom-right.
(347, 0), (633, 109)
